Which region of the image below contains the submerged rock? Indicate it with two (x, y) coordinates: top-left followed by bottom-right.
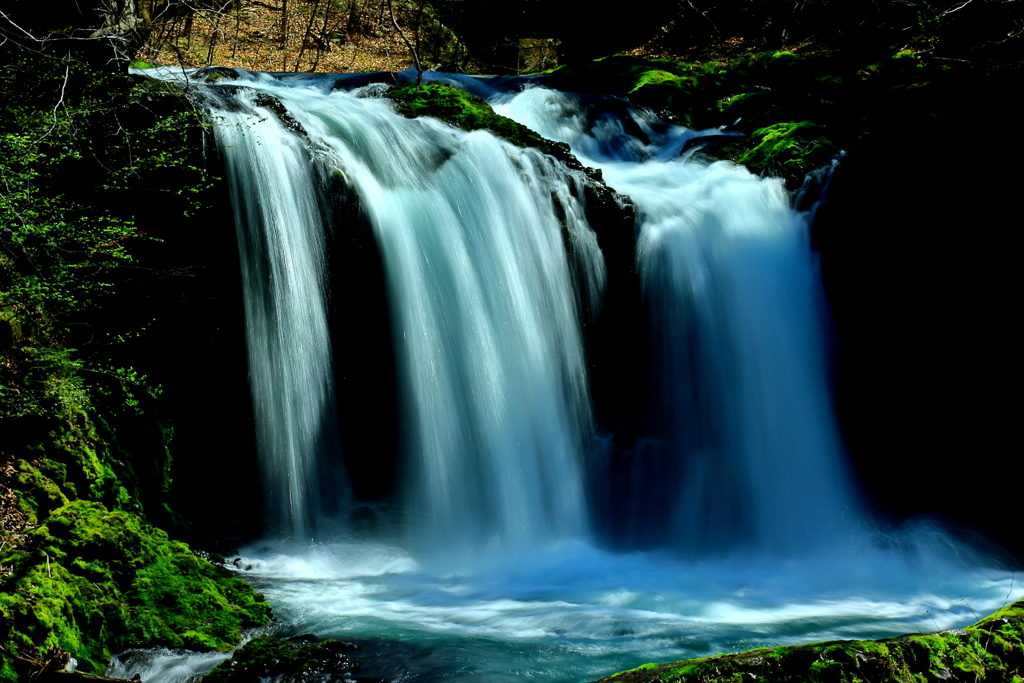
(202, 635), (362, 682)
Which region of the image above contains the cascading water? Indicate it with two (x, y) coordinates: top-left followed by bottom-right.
(493, 87), (856, 555)
(124, 67), (1019, 683)
(215, 90), (346, 537)
(341, 94), (603, 554)
(203, 70), (604, 555)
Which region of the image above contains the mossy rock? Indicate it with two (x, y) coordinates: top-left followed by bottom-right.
(627, 70), (705, 128)
(386, 81), (565, 154)
(384, 81), (614, 186)
(0, 499), (271, 677)
(201, 635), (359, 682)
(716, 91), (834, 135)
(594, 599), (1024, 683)
(741, 50), (814, 82)
(735, 120), (838, 187)
(544, 56), (688, 96)
(194, 66), (241, 84)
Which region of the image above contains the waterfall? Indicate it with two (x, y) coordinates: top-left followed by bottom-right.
(214, 87), (345, 538)
(201, 70), (859, 554)
(493, 87), (857, 555)
(201, 73), (602, 552)
(126, 68), (1014, 683)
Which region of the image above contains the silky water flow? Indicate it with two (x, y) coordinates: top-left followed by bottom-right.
(117, 68), (1019, 683)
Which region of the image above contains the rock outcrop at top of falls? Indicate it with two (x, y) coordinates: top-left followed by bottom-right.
(385, 81), (635, 233)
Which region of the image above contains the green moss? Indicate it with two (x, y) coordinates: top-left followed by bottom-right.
(748, 50), (803, 74)
(13, 459), (71, 525)
(594, 599), (1024, 683)
(0, 500), (271, 676)
(545, 56), (689, 95)
(630, 70), (693, 91)
(384, 81), (605, 183)
(736, 120), (837, 186)
(1, 55), (266, 681)
(386, 82), (557, 152)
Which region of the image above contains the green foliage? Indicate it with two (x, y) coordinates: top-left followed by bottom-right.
(0, 500), (271, 675)
(545, 56), (692, 95)
(0, 53), (211, 425)
(203, 635), (359, 682)
(546, 46), (1022, 188)
(599, 599), (1024, 683)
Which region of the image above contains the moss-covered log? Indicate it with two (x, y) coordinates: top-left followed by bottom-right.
(595, 600), (1024, 683)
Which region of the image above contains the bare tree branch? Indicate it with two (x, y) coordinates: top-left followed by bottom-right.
(387, 0), (421, 83)
(36, 59), (71, 142)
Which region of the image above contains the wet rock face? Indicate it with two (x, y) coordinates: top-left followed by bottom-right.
(202, 635), (363, 683)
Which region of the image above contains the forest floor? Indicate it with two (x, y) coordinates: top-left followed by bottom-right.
(133, 0), (820, 75)
(133, 0), (515, 74)
(137, 0), (428, 73)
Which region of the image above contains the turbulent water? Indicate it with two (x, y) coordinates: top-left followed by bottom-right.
(124, 67), (1018, 683)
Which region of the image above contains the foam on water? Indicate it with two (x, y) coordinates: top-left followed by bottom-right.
(107, 647), (235, 683)
(225, 537), (1019, 682)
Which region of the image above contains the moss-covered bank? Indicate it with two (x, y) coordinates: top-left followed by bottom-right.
(1, 53), (271, 680)
(0, 499), (270, 677)
(595, 599), (1024, 683)
(541, 50), (1020, 188)
(0, 405), (271, 679)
